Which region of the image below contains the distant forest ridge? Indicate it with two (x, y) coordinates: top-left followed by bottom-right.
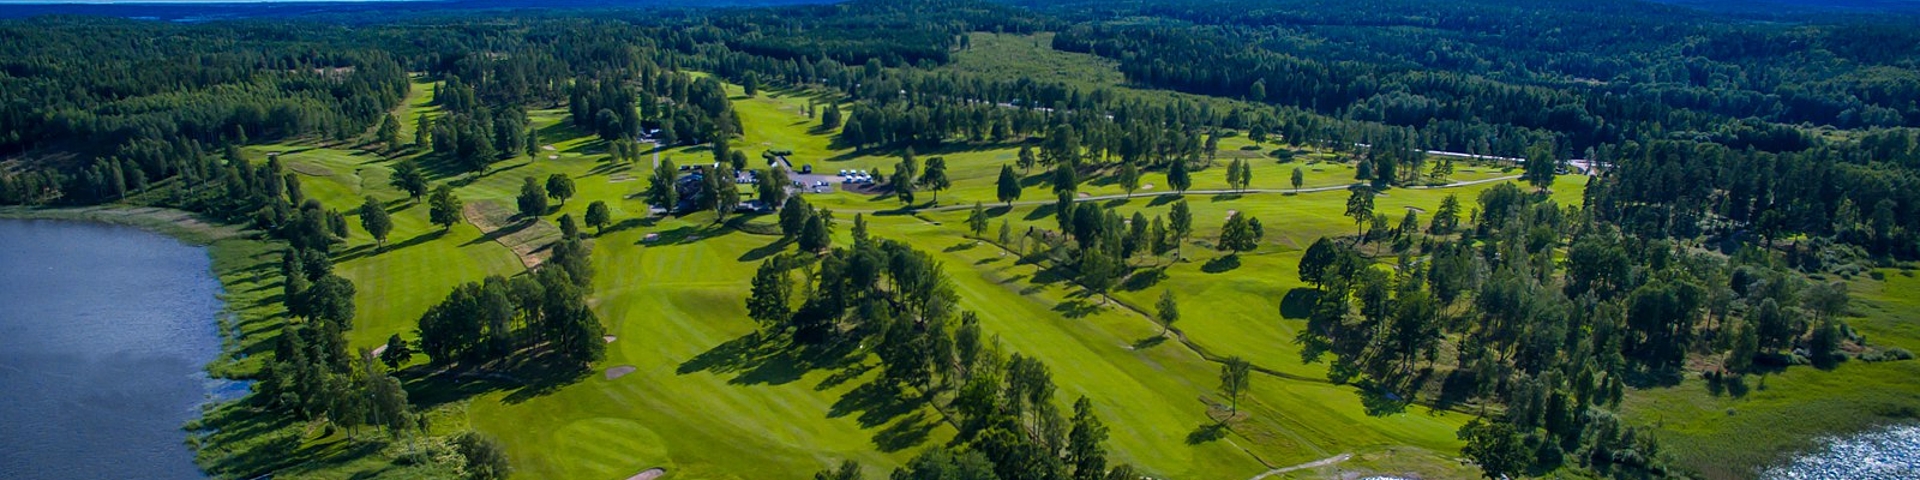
(0, 0), (837, 21)
(1647, 0), (1920, 16)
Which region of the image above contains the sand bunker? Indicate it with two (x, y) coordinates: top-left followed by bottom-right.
(541, 145), (557, 151)
(604, 365), (636, 380)
(603, 335), (617, 343)
(626, 468), (667, 480)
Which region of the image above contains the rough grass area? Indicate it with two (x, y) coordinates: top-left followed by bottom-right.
(1621, 268), (1920, 479)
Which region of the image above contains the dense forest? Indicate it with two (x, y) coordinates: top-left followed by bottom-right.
(2, 0), (1918, 478)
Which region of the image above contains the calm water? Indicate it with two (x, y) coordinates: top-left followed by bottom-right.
(0, 218), (234, 479)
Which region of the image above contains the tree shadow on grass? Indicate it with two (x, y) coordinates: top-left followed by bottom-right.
(872, 411), (936, 452)
(1279, 288), (1320, 319)
(944, 241), (978, 253)
(829, 379), (919, 428)
(1132, 335), (1168, 350)
(677, 331), (858, 387)
(1201, 255), (1241, 273)
(738, 238), (791, 262)
(597, 217), (653, 237)
(1186, 422), (1229, 444)
(816, 361), (873, 392)
(462, 219), (535, 247)
(1052, 298), (1103, 319)
(1022, 205), (1057, 221)
(1117, 266), (1167, 292)
(1357, 383), (1411, 417)
(403, 354), (591, 409)
(1148, 195), (1181, 207)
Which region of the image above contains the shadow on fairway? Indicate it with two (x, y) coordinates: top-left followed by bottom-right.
(676, 331), (858, 387)
(1201, 254), (1241, 273)
(829, 379), (919, 429)
(403, 358), (592, 409)
(1117, 266), (1166, 292)
(739, 238), (790, 262)
(871, 411), (936, 452)
(1357, 384), (1411, 417)
(1279, 288), (1320, 319)
(1132, 334), (1168, 350)
(1022, 206), (1056, 221)
(1052, 297), (1102, 319)
(1186, 422), (1228, 444)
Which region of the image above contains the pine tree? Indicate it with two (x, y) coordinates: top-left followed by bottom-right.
(996, 164), (1022, 206)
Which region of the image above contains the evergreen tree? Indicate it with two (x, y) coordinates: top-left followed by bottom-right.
(1168, 200), (1193, 257)
(1346, 185), (1376, 240)
(967, 202), (990, 238)
(1118, 161), (1141, 197)
(1168, 159), (1192, 193)
(377, 113), (401, 152)
(919, 157), (951, 204)
(647, 159), (679, 214)
(746, 259), (792, 330)
(1017, 144), (1038, 173)
(1156, 290), (1178, 335)
(996, 164), (1022, 206)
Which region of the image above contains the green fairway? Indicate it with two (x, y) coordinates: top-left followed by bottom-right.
(231, 74), (1881, 480)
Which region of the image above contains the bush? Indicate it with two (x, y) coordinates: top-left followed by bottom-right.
(1870, 270), (1887, 280)
(453, 431), (512, 480)
(1884, 348), (1914, 361)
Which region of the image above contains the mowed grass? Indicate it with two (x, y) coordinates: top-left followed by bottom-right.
(243, 73), (1894, 480)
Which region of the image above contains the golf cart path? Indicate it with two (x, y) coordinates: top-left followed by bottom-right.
(868, 174), (1523, 214)
(1248, 453), (1352, 480)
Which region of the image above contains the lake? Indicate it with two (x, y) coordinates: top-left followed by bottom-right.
(0, 218), (237, 479)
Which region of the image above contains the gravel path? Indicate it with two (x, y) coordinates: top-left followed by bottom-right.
(856, 175), (1524, 214)
(1248, 453), (1351, 480)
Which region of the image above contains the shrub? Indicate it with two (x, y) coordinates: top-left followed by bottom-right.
(1886, 348), (1914, 361)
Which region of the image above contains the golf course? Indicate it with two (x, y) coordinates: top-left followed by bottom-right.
(6, 2), (1920, 479)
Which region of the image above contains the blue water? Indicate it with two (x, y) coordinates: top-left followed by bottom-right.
(0, 218), (236, 480)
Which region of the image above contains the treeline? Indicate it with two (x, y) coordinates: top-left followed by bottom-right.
(1291, 183), (1872, 478)
(747, 225), (1136, 480)
(710, 0), (1045, 68)
(1037, 0), (1919, 153)
(1590, 132), (1920, 259)
(415, 236), (606, 370)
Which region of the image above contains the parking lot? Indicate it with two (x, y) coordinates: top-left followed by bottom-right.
(774, 156), (877, 195)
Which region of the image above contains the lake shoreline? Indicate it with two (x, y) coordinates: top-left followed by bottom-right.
(0, 206), (283, 478)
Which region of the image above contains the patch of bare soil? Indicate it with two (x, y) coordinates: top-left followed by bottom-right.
(463, 200), (563, 269)
(604, 365), (637, 380)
